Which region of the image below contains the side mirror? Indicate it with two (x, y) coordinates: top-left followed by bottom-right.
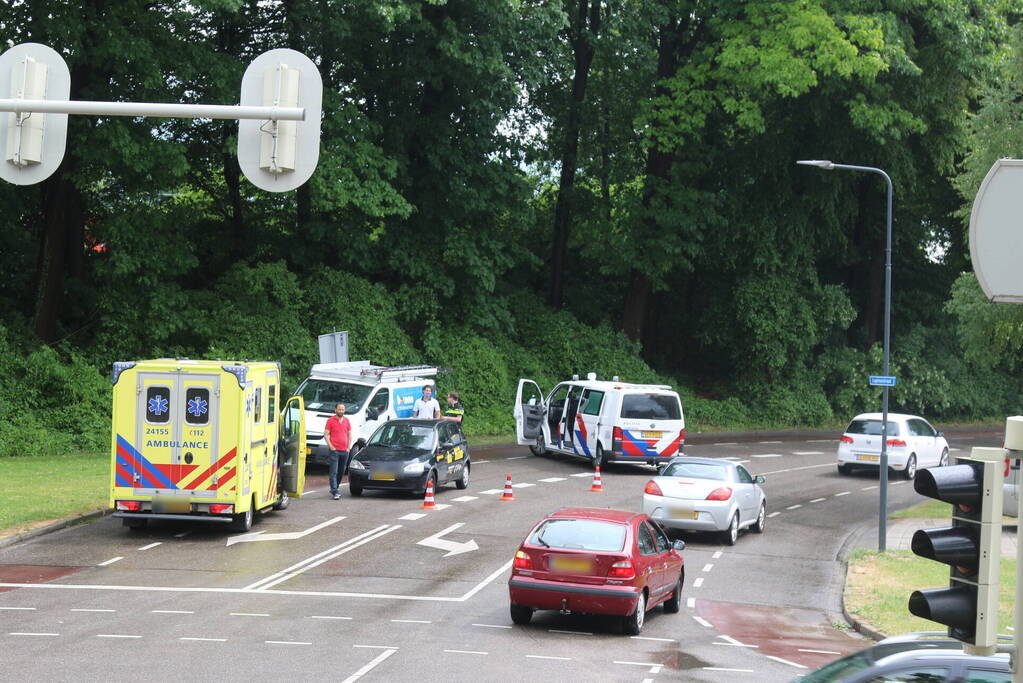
(755, 475), (765, 484)
(936, 431), (944, 438)
(367, 407), (379, 421)
(672, 539), (685, 552)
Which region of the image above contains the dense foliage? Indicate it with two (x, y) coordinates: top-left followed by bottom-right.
(2, 0), (1022, 453)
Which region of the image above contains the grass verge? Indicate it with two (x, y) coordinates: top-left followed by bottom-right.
(0, 453), (109, 539)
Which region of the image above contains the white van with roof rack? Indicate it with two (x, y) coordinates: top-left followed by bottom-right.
(514, 373), (685, 469)
(296, 362), (438, 465)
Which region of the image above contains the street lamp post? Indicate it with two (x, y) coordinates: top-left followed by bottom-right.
(797, 159), (893, 552)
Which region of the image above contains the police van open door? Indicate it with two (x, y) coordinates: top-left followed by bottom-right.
(514, 379), (547, 452)
(280, 396), (306, 498)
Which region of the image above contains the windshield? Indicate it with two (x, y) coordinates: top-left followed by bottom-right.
(620, 393), (681, 420)
(662, 462), (728, 481)
(846, 420), (900, 437)
(368, 422), (436, 450)
(299, 379), (371, 413)
(528, 519), (626, 552)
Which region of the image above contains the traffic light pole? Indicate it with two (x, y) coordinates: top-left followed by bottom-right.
(1006, 417), (1023, 680)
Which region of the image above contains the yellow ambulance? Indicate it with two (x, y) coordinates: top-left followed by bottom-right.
(109, 359), (306, 532)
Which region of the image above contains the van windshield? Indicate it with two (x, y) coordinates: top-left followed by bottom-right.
(299, 379), (372, 413)
(620, 394), (681, 420)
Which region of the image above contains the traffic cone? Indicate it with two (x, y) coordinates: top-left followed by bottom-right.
(499, 473), (516, 501)
(589, 466), (605, 492)
(421, 478), (437, 509)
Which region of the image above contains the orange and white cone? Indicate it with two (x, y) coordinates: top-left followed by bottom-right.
(421, 478), (437, 509)
(589, 466), (605, 492)
(499, 473), (516, 501)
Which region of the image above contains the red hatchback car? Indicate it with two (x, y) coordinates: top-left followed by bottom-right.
(507, 507), (685, 635)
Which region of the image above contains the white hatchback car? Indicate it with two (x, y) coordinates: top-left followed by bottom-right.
(837, 413), (949, 480)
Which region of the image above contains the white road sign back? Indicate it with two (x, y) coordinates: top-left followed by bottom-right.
(970, 158), (1023, 302)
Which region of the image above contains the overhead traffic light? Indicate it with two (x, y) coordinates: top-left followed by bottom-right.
(908, 448), (1003, 653)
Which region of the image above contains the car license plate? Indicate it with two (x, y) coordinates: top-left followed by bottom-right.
(642, 431), (662, 438)
(153, 497), (190, 514)
(371, 472), (396, 481)
(550, 557), (591, 573)
(671, 508), (698, 519)
(857, 454), (880, 462)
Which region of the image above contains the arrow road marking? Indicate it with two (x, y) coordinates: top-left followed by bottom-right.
(227, 516), (346, 546)
(417, 523), (479, 557)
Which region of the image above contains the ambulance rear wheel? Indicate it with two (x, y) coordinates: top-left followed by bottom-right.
(232, 502), (253, 532)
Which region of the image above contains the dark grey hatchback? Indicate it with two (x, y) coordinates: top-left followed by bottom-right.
(346, 419), (470, 497)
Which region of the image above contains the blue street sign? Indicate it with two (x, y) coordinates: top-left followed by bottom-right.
(869, 375), (897, 387)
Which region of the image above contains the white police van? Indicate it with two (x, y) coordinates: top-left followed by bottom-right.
(514, 373), (685, 469)
(296, 362), (438, 465)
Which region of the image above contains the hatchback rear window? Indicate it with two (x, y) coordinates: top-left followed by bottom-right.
(620, 394), (681, 420)
(846, 420), (900, 437)
(662, 462), (728, 481)
(530, 519), (626, 552)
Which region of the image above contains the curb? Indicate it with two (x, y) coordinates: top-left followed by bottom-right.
(0, 508), (112, 550)
(836, 522), (888, 643)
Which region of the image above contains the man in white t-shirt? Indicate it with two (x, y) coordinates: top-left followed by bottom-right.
(412, 385), (440, 419)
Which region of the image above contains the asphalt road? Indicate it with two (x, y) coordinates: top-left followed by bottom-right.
(0, 429), (1004, 682)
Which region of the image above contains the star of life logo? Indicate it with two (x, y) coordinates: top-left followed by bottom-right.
(148, 395), (168, 416)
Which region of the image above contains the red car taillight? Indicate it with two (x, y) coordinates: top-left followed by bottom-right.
(115, 500), (142, 512)
(209, 503), (234, 514)
(644, 480), (663, 496)
(706, 487), (732, 501)
(839, 435), (854, 444)
(513, 550), (533, 570)
(608, 560), (635, 580)
(612, 426), (624, 453)
(887, 439), (907, 447)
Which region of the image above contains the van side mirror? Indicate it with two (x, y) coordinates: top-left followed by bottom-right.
(367, 407), (379, 421)
(755, 475), (765, 484)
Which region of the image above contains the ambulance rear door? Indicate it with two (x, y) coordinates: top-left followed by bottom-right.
(280, 396), (307, 497)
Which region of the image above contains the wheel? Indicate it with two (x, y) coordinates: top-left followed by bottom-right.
(837, 464), (853, 475)
(231, 501), (254, 532)
(455, 463), (470, 489)
(938, 448), (949, 467)
(349, 483), (363, 497)
(529, 434), (547, 457)
(663, 576), (682, 613)
(272, 492), (290, 510)
(418, 471), (438, 497)
(122, 518), (148, 530)
(593, 443), (606, 470)
(903, 454), (917, 481)
(751, 502), (766, 534)
(721, 512), (739, 546)
(510, 603), (533, 625)
(349, 442), (363, 463)
(622, 591), (646, 635)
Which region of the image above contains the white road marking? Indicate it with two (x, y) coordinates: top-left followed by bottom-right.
(714, 443), (737, 446)
(704, 667), (754, 673)
(527, 655), (571, 661)
(759, 441), (782, 444)
(538, 477), (566, 482)
(267, 640), (311, 645)
(472, 623), (512, 629)
(180, 637), (226, 642)
(736, 459), (750, 464)
(862, 485), (878, 491)
(173, 530), (191, 538)
(511, 482), (535, 488)
(137, 542), (161, 551)
(686, 598), (695, 609)
(506, 456), (527, 460)
(715, 635), (757, 648)
(72, 608), (115, 613)
(399, 513), (427, 521)
(615, 661), (659, 667)
(152, 610), (193, 614)
(693, 578), (704, 587)
(693, 616), (712, 628)
(97, 634), (141, 638)
(98, 557), (123, 566)
(752, 453), (783, 458)
(230, 612), (269, 617)
(835, 491), (851, 497)
(310, 615), (353, 620)
(891, 481), (906, 486)
(0, 607), (36, 611)
(549, 629), (591, 635)
(765, 655), (807, 669)
(9, 632), (58, 637)
(762, 462), (834, 475)
(702, 564), (713, 572)
(391, 619), (431, 624)
(808, 439), (835, 443)
(631, 637), (677, 643)
(451, 496), (477, 502)
(473, 459), (489, 463)
(570, 472), (593, 477)
(354, 644), (399, 649)
(342, 648), (398, 683)
(478, 489), (503, 495)
(228, 516), (346, 546)
(712, 551), (722, 559)
(767, 512), (781, 518)
(721, 457), (742, 461)
(792, 451), (824, 455)
(810, 498), (826, 503)
(244, 524), (400, 591)
(444, 650), (488, 655)
(949, 448), (960, 452)
(417, 523), (479, 557)
(430, 503), (451, 510)
(786, 504), (802, 510)
(799, 648), (841, 655)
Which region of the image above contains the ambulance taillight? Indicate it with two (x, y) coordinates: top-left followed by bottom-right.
(612, 426), (623, 454)
(209, 504), (234, 515)
(116, 500), (142, 511)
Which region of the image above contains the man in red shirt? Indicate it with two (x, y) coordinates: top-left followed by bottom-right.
(324, 403), (352, 500)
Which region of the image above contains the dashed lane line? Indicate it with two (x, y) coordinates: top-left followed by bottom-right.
(767, 512), (781, 518)
(712, 551), (722, 559)
(632, 636), (677, 643)
(71, 608), (115, 613)
(538, 477), (566, 482)
(693, 578), (704, 588)
(310, 615), (352, 620)
(137, 542), (161, 551)
(0, 607), (36, 611)
(478, 489), (503, 495)
(399, 513), (427, 521)
(527, 655), (571, 661)
(835, 491), (851, 497)
(9, 632), (59, 637)
(799, 648), (841, 655)
(786, 505), (802, 510)
(392, 619), (431, 624)
(511, 483), (535, 488)
(809, 498), (826, 503)
(450, 496), (477, 502)
(759, 441), (782, 444)
(765, 655), (807, 669)
(180, 637), (226, 642)
(98, 557), (122, 566)
(445, 650), (488, 655)
(472, 624), (512, 629)
(702, 564), (713, 572)
(152, 610), (193, 614)
(230, 612), (269, 617)
(792, 451), (824, 455)
(97, 634), (141, 639)
(752, 454), (783, 458)
(267, 640), (311, 645)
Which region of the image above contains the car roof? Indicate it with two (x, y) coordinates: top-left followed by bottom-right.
(848, 412), (921, 422)
(548, 507), (640, 523)
(552, 380), (677, 393)
(663, 456), (736, 468)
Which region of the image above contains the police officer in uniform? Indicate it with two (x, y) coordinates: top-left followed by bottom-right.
(441, 391), (465, 425)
